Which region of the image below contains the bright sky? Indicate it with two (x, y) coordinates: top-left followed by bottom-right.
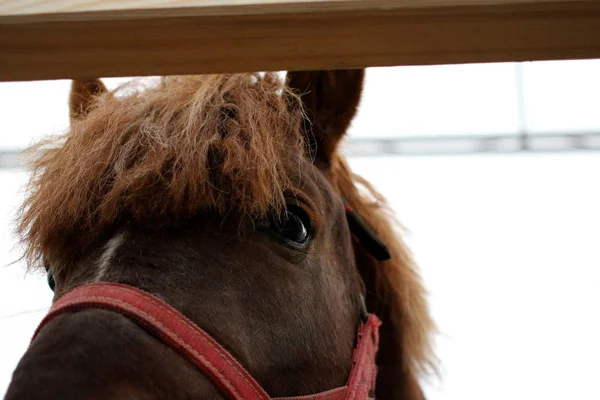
(1, 61), (599, 399)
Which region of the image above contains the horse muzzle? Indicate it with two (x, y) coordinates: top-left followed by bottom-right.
(8, 283), (381, 400)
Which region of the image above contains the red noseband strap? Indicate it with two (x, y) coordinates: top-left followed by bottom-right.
(32, 283), (381, 400)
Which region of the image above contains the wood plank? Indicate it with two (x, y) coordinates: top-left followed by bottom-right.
(1, 0), (600, 82)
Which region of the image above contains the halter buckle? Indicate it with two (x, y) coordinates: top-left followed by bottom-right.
(359, 294), (369, 323)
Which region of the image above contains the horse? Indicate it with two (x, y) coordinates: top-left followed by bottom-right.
(5, 69), (435, 399)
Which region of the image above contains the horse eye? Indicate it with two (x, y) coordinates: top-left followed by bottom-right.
(259, 205), (312, 248)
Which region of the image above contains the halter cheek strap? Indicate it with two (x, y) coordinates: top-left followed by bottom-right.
(31, 283), (381, 400)
(343, 202), (391, 262)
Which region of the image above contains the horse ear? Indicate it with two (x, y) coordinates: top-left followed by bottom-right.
(69, 79), (108, 121)
(286, 69), (364, 166)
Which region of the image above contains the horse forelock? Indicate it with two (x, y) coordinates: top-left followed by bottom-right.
(17, 73), (306, 271)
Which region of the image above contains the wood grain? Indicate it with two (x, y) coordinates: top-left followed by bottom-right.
(1, 0), (600, 82)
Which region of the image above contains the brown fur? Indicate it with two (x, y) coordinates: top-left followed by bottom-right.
(287, 69), (437, 394)
(332, 157), (437, 393)
(18, 73), (304, 273)
(10, 70), (435, 400)
(69, 79), (109, 120)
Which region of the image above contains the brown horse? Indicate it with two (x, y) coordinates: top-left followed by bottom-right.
(6, 69), (435, 399)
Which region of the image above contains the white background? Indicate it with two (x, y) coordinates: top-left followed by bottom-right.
(1, 61), (600, 399)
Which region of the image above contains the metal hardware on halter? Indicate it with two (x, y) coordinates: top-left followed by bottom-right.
(357, 276), (369, 323)
(45, 266), (55, 292)
(343, 200), (391, 261)
(359, 294), (369, 323)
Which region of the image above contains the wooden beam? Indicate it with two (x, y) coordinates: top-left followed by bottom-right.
(1, 0), (600, 82)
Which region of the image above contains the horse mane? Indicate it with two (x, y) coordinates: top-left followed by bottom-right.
(17, 73), (304, 272)
(331, 155), (437, 382)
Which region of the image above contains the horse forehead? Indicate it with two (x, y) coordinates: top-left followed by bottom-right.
(286, 162), (340, 209)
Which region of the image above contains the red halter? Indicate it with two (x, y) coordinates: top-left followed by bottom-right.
(31, 282), (381, 400)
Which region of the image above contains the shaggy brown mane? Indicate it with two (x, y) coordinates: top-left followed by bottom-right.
(17, 73), (304, 271)
(331, 155), (437, 384)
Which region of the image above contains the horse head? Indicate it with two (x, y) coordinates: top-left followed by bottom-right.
(6, 70), (435, 399)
